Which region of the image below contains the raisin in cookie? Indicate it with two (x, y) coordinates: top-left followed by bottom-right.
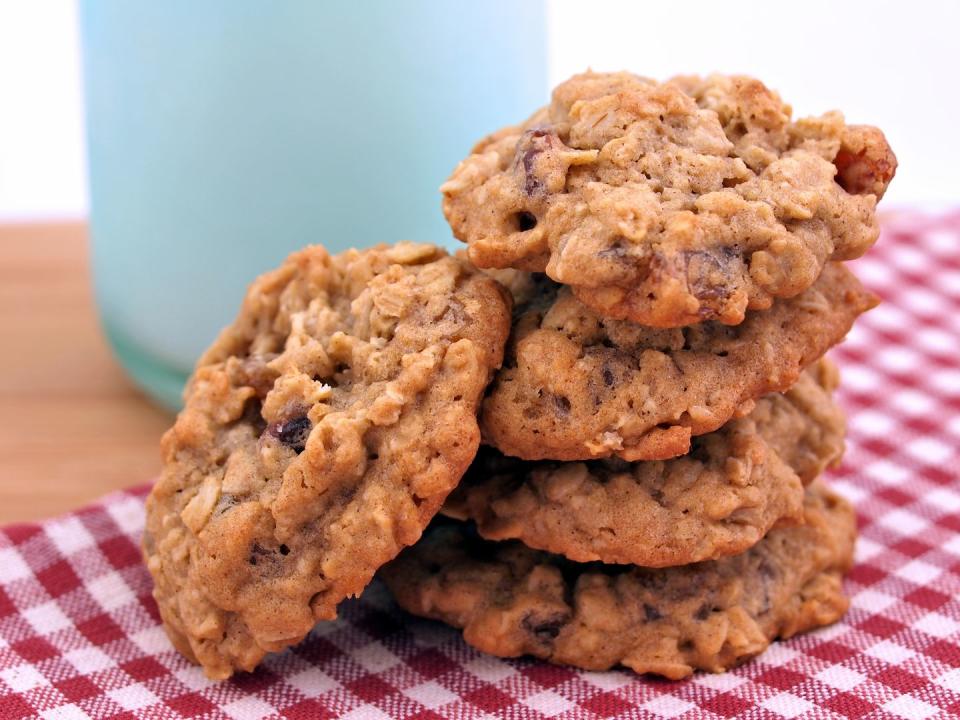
(445, 360), (844, 566)
(443, 71), (896, 327)
(482, 262), (874, 462)
(144, 243), (511, 679)
(383, 483), (855, 680)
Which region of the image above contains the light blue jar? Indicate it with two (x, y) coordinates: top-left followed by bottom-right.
(80, 1), (547, 410)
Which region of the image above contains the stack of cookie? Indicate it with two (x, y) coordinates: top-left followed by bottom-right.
(143, 71), (895, 682)
(381, 72), (896, 678)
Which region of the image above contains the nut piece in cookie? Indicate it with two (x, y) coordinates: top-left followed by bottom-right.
(445, 360), (845, 566)
(384, 483), (855, 680)
(443, 71), (896, 327)
(482, 262), (874, 462)
(144, 242), (511, 679)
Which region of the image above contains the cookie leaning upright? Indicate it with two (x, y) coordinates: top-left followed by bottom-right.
(442, 71), (896, 327)
(144, 243), (511, 679)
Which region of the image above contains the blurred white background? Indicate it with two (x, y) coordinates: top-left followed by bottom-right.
(0, 0), (86, 220)
(0, 0), (957, 221)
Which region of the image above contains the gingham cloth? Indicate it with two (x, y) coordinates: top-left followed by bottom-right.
(1, 212), (958, 720)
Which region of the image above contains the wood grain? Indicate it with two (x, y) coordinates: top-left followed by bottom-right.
(0, 222), (173, 523)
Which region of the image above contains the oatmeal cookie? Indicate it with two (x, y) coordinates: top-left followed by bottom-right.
(144, 243), (511, 679)
(445, 360), (844, 565)
(442, 71), (895, 327)
(383, 483), (855, 680)
(482, 262), (874, 461)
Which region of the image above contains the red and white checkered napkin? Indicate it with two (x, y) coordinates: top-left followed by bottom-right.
(2, 212), (959, 720)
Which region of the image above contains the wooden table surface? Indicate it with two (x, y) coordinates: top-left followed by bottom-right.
(0, 222), (174, 524)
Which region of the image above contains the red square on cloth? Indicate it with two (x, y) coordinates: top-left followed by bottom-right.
(1, 211), (958, 719)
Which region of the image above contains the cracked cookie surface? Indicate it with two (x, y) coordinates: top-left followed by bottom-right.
(383, 483), (855, 680)
(445, 360), (845, 566)
(482, 262), (874, 462)
(443, 71), (895, 327)
(144, 243), (511, 679)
